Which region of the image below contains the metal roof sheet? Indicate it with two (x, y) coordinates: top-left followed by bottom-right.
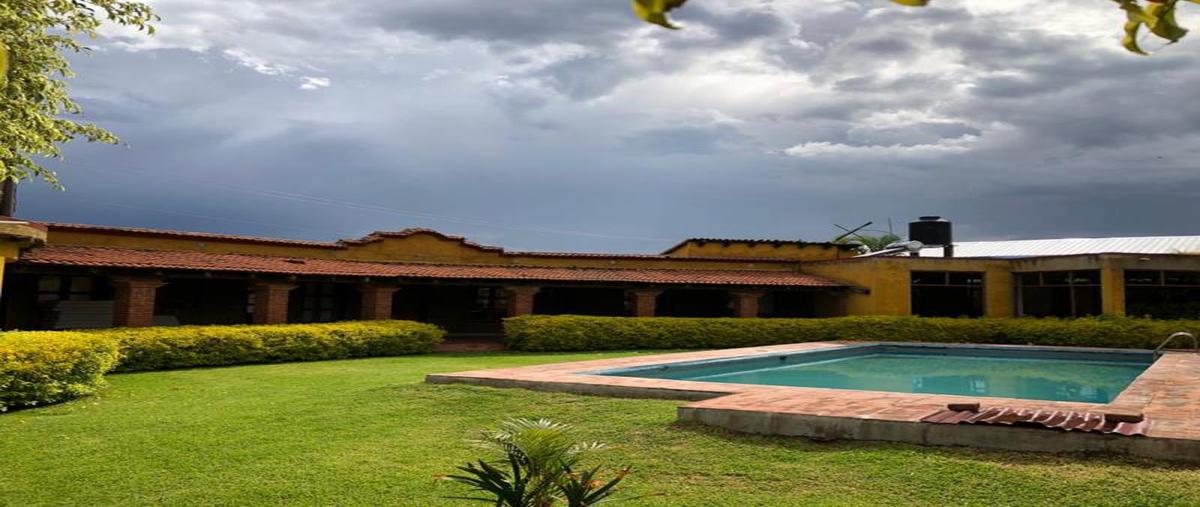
(942, 236), (1200, 258)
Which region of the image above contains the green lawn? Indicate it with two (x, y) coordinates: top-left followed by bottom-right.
(2, 352), (1198, 506)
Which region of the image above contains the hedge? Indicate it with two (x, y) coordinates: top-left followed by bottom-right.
(0, 320), (445, 411)
(99, 320), (446, 372)
(504, 315), (1200, 352)
(0, 331), (121, 411)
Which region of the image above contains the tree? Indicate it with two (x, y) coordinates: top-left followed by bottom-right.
(853, 233), (903, 253)
(0, 1), (157, 190)
(630, 0), (1199, 55)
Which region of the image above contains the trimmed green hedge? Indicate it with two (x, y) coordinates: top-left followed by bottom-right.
(101, 320), (446, 372)
(0, 331), (121, 411)
(504, 315), (1200, 352)
(1, 320), (445, 411)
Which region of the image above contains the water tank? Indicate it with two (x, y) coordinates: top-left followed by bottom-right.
(909, 216), (953, 256)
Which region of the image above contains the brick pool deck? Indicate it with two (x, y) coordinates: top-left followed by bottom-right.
(426, 342), (1200, 462)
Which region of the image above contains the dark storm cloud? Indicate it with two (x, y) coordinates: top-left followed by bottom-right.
(622, 125), (745, 155)
(15, 0), (1200, 253)
(366, 0), (632, 44)
(847, 37), (916, 57)
(536, 55), (627, 100)
(662, 3), (790, 48)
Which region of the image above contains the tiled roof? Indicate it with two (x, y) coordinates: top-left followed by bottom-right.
(17, 246), (848, 288)
(662, 237), (859, 254)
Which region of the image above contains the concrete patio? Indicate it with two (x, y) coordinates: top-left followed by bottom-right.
(427, 342), (1200, 462)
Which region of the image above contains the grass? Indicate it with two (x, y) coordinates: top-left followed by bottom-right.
(2, 351), (1199, 506)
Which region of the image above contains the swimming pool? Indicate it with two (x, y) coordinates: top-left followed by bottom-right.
(595, 344), (1155, 403)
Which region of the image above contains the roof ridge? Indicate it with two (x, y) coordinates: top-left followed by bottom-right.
(40, 221), (343, 247)
(17, 244), (847, 288)
(34, 245), (802, 272)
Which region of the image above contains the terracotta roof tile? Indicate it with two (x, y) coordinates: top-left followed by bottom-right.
(17, 246), (848, 288)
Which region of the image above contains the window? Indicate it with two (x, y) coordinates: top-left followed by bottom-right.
(471, 287), (509, 321)
(911, 271), (984, 317)
(1125, 270), (1200, 319)
(36, 276), (97, 302)
(299, 283), (337, 322)
(1017, 270), (1101, 318)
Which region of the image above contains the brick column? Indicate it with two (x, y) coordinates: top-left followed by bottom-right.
(110, 276), (166, 327)
(628, 289), (662, 317)
(730, 290), (766, 318)
(504, 286), (541, 317)
(360, 284), (400, 320)
(252, 282), (297, 325)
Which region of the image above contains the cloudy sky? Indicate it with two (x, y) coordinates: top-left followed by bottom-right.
(19, 0), (1200, 252)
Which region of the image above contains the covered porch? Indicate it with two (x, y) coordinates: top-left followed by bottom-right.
(1, 268), (854, 335)
(0, 244), (856, 338)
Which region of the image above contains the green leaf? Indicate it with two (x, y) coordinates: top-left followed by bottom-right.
(0, 43), (8, 88)
(1114, 0), (1194, 54)
(1146, 0), (1188, 42)
(631, 0), (688, 29)
(1116, 0), (1152, 54)
(891, 0), (930, 6)
(0, 0), (156, 185)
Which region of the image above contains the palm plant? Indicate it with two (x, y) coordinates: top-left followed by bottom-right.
(444, 455), (557, 507)
(443, 418), (631, 507)
(849, 233), (903, 253)
(557, 465), (631, 507)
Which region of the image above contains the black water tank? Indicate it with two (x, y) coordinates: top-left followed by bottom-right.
(909, 216), (953, 247)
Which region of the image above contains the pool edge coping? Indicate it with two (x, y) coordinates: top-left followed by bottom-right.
(424, 341), (1200, 462)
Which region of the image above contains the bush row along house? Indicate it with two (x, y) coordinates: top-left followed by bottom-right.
(0, 218), (1196, 336)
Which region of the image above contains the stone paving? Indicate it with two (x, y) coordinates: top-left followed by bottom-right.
(426, 342), (1200, 462)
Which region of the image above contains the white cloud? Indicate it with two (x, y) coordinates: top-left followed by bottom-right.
(299, 76), (332, 90)
(782, 136), (977, 159)
(223, 48), (293, 76)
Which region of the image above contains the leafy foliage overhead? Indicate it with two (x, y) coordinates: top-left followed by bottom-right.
(0, 41), (8, 87)
(0, 0), (157, 187)
(630, 0), (1199, 54)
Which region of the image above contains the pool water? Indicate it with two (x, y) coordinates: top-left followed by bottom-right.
(597, 345), (1153, 403)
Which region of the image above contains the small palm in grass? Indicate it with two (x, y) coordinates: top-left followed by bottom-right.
(442, 418), (632, 506)
(557, 464), (631, 507)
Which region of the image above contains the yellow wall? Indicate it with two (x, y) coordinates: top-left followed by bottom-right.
(803, 256), (1014, 317)
(44, 228), (803, 272)
(802, 258), (909, 315)
(0, 230), (39, 300)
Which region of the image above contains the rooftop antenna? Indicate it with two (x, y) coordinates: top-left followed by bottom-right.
(832, 221), (872, 243)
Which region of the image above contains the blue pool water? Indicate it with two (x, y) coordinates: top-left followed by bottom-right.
(596, 344), (1154, 403)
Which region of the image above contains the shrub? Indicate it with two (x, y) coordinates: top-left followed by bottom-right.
(504, 315), (1200, 352)
(95, 320), (445, 372)
(443, 418), (632, 507)
(0, 331), (121, 411)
